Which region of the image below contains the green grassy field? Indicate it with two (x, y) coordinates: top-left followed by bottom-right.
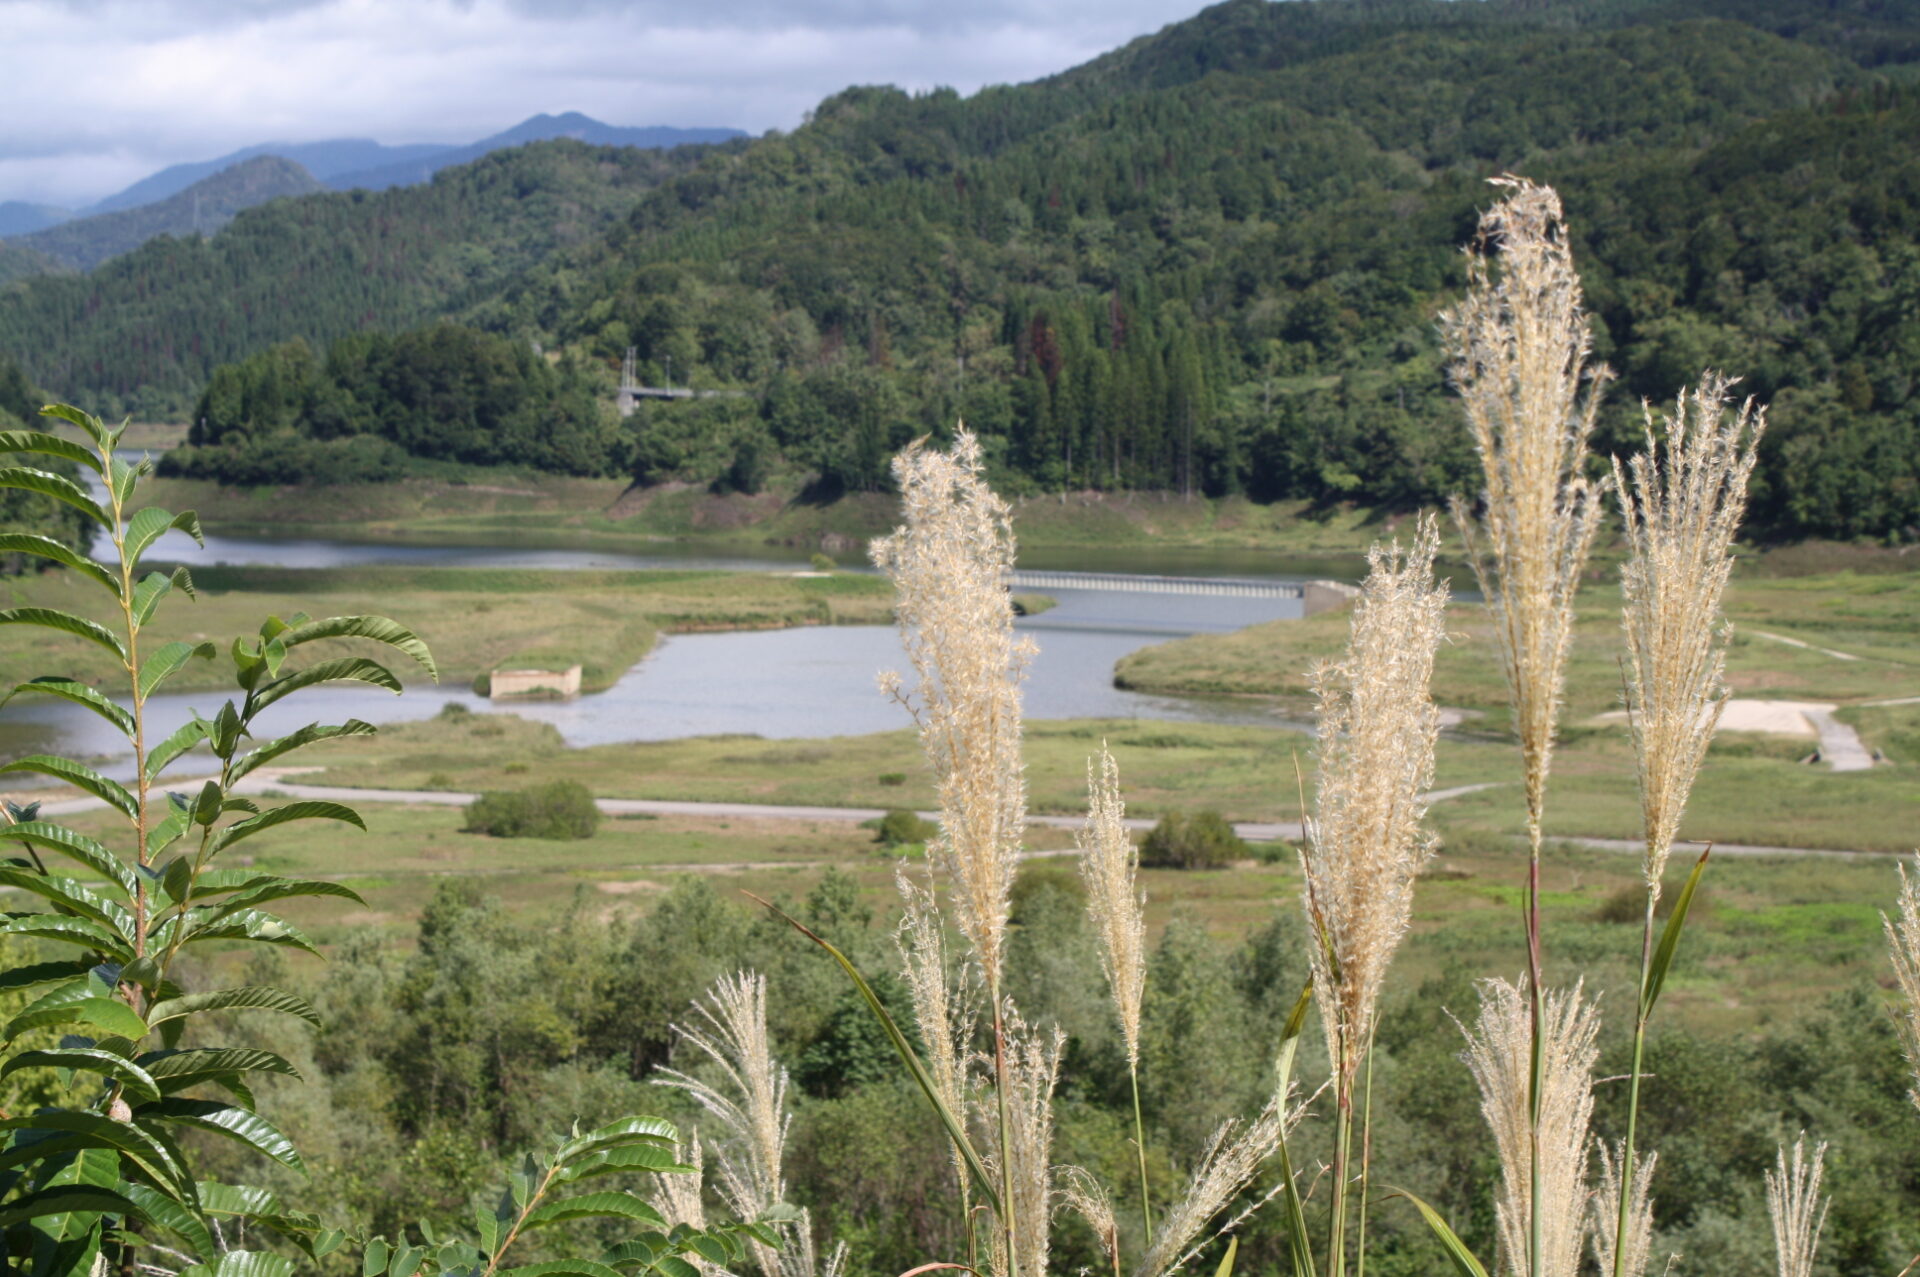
(39, 780), (1903, 1036)
(0, 564), (894, 694)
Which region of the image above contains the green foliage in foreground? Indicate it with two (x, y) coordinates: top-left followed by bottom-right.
(464, 782), (602, 841)
(0, 408), (761, 1277)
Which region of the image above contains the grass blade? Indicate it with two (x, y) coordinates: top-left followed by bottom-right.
(1394, 1189), (1489, 1277)
(745, 891), (1002, 1218)
(1642, 846), (1710, 1018)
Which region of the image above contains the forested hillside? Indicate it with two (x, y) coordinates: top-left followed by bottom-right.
(0, 137), (740, 412)
(10, 155), (326, 272)
(8, 0), (1920, 541)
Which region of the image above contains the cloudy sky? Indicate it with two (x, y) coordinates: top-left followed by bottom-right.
(2, 0), (1210, 208)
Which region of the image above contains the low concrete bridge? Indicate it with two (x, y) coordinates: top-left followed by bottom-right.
(1007, 570), (1357, 614)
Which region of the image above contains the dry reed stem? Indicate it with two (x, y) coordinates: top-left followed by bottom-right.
(1589, 1141), (1656, 1277)
(1614, 373), (1764, 896)
(1078, 747), (1147, 1066)
(1886, 857), (1920, 1111)
(1300, 513), (1447, 1093)
(873, 429), (1033, 991)
(652, 1131), (709, 1232)
(979, 1011), (1063, 1277)
(1766, 1135), (1829, 1277)
(1441, 177), (1609, 842)
(1460, 979), (1600, 1277)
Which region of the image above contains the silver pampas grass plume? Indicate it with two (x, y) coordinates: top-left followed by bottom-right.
(872, 428), (1033, 990)
(1460, 978), (1601, 1277)
(1614, 373), (1764, 896)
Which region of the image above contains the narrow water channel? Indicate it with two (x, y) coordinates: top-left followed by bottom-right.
(5, 510), (1330, 778)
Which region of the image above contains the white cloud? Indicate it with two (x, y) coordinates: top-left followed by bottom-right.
(0, 0), (1202, 207)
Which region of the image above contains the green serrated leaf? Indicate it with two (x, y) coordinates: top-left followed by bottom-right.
(146, 985), (319, 1029)
(146, 717), (212, 782)
(280, 615), (437, 680)
(521, 1192), (665, 1231)
(123, 507), (203, 571)
(0, 427), (104, 472)
(143, 1101), (303, 1170)
(249, 657), (403, 714)
(0, 532), (114, 590)
(4, 979), (146, 1041)
(3, 678), (135, 738)
(37, 404), (110, 448)
(212, 801), (365, 853)
(0, 914), (135, 963)
(139, 641), (217, 700)
(0, 1185), (145, 1228)
(2, 1048), (160, 1103)
(0, 755), (136, 820)
(0, 465), (109, 526)
(0, 608), (127, 660)
(0, 821), (137, 897)
(228, 719), (376, 784)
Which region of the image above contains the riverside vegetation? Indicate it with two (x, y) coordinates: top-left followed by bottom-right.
(5, 178), (1920, 1277)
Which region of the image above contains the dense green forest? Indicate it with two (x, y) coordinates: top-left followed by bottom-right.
(9, 0), (1920, 540)
(169, 326), (621, 482)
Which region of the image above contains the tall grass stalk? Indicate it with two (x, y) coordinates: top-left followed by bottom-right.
(1296, 515), (1447, 1275)
(873, 429), (1034, 1277)
(1765, 1135), (1829, 1277)
(1442, 177), (1609, 1277)
(1608, 373), (1764, 1274)
(1883, 856), (1920, 1112)
(1076, 748), (1153, 1243)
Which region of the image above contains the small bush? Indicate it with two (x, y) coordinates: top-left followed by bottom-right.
(503, 761), (530, 775)
(1140, 809), (1247, 869)
(463, 780), (600, 840)
(873, 809), (939, 848)
(877, 772), (908, 787)
(810, 552), (837, 572)
(437, 701), (471, 720)
(424, 772), (457, 791)
(470, 672), (493, 697)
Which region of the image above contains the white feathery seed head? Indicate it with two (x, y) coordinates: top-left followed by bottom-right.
(1441, 177), (1610, 832)
(1133, 1074), (1302, 1277)
(1460, 978), (1601, 1277)
(1300, 513), (1447, 1091)
(1614, 372), (1764, 896)
(1590, 1141), (1656, 1277)
(873, 429), (1033, 989)
(979, 1010), (1063, 1277)
(1078, 746), (1147, 1065)
(1884, 855), (1920, 1111)
(1766, 1134), (1829, 1277)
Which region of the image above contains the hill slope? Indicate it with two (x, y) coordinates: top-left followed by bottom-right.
(0, 137), (738, 409)
(327, 114), (747, 190)
(12, 156), (327, 272)
(83, 139), (453, 214)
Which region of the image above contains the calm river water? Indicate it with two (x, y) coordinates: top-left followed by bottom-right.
(5, 515), (1337, 776)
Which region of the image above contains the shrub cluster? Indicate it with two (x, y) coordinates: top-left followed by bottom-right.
(1139, 809), (1247, 869)
(462, 780), (601, 840)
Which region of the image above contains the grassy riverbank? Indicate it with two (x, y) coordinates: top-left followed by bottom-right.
(0, 564), (894, 694)
(284, 705), (1920, 854)
(1116, 569), (1920, 723)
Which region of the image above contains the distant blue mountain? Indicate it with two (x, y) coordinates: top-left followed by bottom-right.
(323, 113), (746, 190)
(0, 202), (74, 236)
(84, 138), (455, 214)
